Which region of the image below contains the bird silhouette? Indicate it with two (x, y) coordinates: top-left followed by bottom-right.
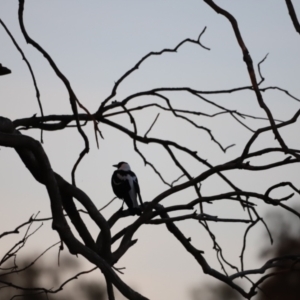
(111, 162), (143, 215)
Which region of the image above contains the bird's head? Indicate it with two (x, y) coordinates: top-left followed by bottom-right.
(113, 161), (131, 171)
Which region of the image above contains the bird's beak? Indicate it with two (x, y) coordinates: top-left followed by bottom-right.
(113, 164), (118, 168)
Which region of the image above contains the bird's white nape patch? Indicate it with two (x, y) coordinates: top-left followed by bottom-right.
(119, 162), (131, 171)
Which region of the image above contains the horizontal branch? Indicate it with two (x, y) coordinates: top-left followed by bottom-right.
(148, 213), (252, 224)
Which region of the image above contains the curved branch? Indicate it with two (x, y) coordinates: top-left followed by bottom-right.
(18, 0), (89, 185)
(285, 0), (300, 34)
(203, 0), (288, 152)
(0, 120), (148, 300)
(0, 19), (44, 143)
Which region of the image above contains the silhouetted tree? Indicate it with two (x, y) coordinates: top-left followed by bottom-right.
(1, 1), (300, 299)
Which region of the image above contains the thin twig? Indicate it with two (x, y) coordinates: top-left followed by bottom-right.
(144, 113), (160, 137)
(197, 26), (210, 50)
(0, 19), (44, 142)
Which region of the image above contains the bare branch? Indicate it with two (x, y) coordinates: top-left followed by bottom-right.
(144, 113), (160, 137)
(198, 26), (210, 50)
(203, 0), (288, 152)
(18, 0), (90, 185)
(0, 19), (44, 142)
(285, 0), (300, 34)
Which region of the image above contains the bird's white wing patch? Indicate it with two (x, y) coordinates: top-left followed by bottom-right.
(117, 173), (126, 180)
(112, 178), (122, 185)
(112, 172), (127, 186)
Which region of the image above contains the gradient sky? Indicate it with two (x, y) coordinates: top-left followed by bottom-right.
(1, 1), (300, 299)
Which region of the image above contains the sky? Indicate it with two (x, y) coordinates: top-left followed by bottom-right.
(0, 1), (300, 299)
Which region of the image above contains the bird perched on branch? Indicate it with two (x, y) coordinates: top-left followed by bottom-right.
(111, 162), (143, 215)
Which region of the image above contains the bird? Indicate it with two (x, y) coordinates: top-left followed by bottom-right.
(111, 162), (143, 215)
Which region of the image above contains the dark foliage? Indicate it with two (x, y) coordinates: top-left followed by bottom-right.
(0, 256), (105, 300)
(257, 210), (300, 300)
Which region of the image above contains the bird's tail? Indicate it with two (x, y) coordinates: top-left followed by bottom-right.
(124, 194), (141, 215)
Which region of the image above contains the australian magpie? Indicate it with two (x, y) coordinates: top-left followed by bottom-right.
(111, 162), (143, 215)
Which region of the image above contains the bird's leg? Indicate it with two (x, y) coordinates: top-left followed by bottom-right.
(118, 200), (125, 212)
(138, 193), (144, 209)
